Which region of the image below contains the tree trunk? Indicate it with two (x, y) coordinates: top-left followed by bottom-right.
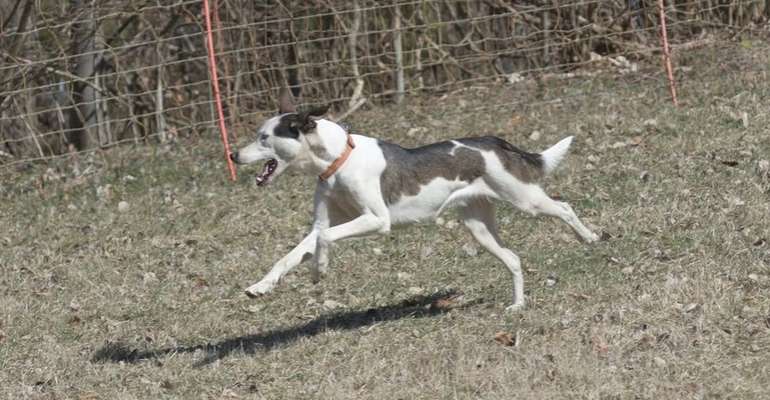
(5, 0), (35, 57)
(68, 0), (99, 150)
(766, 0), (770, 19)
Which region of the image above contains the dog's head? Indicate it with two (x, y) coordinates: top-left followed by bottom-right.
(230, 88), (329, 186)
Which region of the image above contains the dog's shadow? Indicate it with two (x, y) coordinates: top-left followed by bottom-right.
(91, 289), (477, 367)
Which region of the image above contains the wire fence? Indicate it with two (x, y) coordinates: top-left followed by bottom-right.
(0, 0), (768, 170)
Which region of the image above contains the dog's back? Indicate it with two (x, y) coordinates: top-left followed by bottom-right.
(372, 136), (549, 224)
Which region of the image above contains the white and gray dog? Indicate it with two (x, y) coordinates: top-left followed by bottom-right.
(230, 89), (599, 311)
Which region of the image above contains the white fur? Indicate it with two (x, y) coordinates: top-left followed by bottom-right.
(540, 136), (573, 175)
(232, 115), (598, 312)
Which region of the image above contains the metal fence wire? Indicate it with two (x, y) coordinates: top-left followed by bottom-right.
(0, 0), (767, 169)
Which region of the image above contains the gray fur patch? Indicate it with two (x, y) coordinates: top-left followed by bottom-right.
(378, 136), (543, 205)
(378, 140), (484, 205)
(457, 136), (544, 183)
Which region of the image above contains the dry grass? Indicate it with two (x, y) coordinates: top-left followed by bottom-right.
(2, 41), (770, 399)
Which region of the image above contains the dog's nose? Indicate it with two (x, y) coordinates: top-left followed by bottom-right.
(229, 152), (239, 163)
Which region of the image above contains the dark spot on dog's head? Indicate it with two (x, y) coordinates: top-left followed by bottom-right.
(274, 114), (302, 139)
(274, 105), (331, 139)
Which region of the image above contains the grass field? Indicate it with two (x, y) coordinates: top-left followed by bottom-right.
(2, 42), (770, 399)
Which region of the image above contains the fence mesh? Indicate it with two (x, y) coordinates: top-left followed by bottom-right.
(1, 0), (767, 170)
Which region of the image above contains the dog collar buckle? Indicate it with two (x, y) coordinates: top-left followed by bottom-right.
(318, 134), (355, 181)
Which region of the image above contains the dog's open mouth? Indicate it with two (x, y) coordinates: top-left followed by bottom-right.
(255, 159), (278, 186)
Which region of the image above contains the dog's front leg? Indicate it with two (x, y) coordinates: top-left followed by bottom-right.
(245, 190), (330, 297)
(244, 230), (320, 297)
(311, 231), (330, 283)
(314, 213), (388, 274)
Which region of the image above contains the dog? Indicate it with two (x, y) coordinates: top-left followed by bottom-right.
(230, 89), (599, 311)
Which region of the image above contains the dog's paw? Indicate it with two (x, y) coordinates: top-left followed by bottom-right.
(583, 231), (601, 243)
(245, 281), (274, 298)
(505, 303), (525, 313)
(310, 271), (323, 284)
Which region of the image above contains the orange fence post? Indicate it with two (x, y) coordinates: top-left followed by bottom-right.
(657, 0), (679, 106)
(202, 0), (237, 181)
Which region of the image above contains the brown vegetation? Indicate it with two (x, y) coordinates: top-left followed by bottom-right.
(1, 0), (767, 161)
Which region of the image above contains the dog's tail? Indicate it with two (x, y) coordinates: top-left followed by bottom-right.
(539, 136), (573, 175)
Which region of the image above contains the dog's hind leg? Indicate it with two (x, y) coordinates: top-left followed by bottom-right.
(509, 184), (599, 243)
(460, 198), (525, 312)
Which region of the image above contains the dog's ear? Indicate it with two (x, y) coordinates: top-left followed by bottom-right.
(296, 105), (330, 133)
(305, 104), (330, 117)
(278, 87), (296, 114)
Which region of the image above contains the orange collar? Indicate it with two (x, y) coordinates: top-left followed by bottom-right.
(318, 134), (355, 181)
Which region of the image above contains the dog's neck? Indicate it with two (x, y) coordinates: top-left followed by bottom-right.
(297, 119), (351, 177)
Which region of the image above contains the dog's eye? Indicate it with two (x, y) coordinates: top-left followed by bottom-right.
(259, 134), (268, 143)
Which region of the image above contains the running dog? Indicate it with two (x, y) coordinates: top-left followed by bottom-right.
(230, 89), (599, 311)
